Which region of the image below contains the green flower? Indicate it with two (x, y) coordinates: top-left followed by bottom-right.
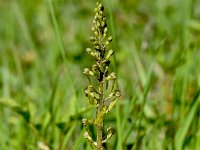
(82, 2), (120, 149)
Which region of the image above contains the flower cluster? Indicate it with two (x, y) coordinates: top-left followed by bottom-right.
(82, 2), (120, 149)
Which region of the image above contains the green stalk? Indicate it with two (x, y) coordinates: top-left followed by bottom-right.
(97, 81), (104, 149)
(82, 2), (120, 149)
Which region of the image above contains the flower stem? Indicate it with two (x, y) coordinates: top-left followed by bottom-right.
(82, 2), (120, 149)
(97, 81), (104, 150)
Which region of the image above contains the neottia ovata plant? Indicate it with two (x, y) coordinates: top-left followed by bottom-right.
(82, 2), (120, 150)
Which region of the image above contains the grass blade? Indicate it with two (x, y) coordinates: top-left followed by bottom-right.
(175, 88), (200, 150)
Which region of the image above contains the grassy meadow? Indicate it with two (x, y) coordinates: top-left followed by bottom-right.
(0, 0), (200, 149)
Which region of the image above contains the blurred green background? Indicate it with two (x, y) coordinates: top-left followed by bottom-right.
(0, 0), (200, 149)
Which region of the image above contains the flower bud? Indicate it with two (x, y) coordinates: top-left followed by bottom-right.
(106, 72), (115, 81)
(88, 85), (94, 91)
(104, 27), (108, 33)
(108, 92), (115, 98)
(89, 71), (94, 76)
(89, 36), (96, 42)
(96, 21), (100, 27)
(94, 8), (98, 13)
(86, 48), (92, 53)
(92, 64), (98, 72)
(83, 68), (90, 75)
(94, 45), (100, 51)
(108, 36), (112, 42)
(84, 89), (89, 95)
(94, 52), (100, 58)
(83, 131), (90, 139)
(101, 22), (105, 27)
(106, 49), (114, 60)
(93, 41), (99, 45)
(94, 31), (98, 36)
(106, 127), (115, 140)
(98, 4), (103, 11)
(92, 20), (96, 24)
(83, 68), (94, 76)
(94, 15), (98, 20)
(105, 76), (111, 81)
(110, 72), (116, 79)
(106, 37), (113, 45)
(82, 118), (88, 126)
(115, 90), (121, 97)
(107, 126), (115, 132)
(99, 11), (103, 15)
(91, 27), (95, 31)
